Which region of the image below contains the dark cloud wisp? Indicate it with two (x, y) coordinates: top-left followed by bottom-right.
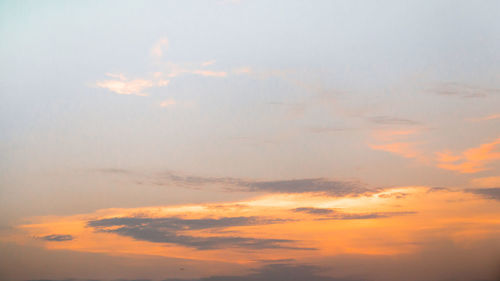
(87, 216), (313, 251)
(162, 263), (360, 281)
(466, 188), (500, 201)
(98, 169), (376, 197)
(39, 234), (74, 242)
(292, 207), (416, 220)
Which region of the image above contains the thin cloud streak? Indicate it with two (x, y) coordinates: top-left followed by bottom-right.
(151, 38), (169, 58)
(156, 172), (375, 197)
(39, 234), (74, 242)
(436, 137), (500, 173)
(430, 82), (500, 98)
(87, 216), (312, 250)
(292, 207), (416, 220)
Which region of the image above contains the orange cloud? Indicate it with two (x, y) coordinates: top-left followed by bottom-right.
(471, 176), (500, 188)
(470, 113), (500, 121)
(370, 142), (422, 159)
(436, 138), (500, 173)
(369, 129), (423, 160)
(372, 129), (419, 141)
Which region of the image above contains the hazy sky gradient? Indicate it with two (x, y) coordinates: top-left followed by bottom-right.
(1, 1), (500, 280)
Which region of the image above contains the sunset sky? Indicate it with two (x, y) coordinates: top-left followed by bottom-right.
(1, 1), (500, 281)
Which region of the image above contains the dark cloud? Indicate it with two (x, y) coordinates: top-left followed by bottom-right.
(39, 234), (74, 242)
(466, 188), (500, 201)
(26, 278), (151, 281)
(368, 116), (419, 126)
(430, 82), (500, 98)
(160, 172), (374, 197)
(293, 207), (416, 220)
(254, 258), (296, 263)
(94, 169), (374, 197)
(87, 216), (313, 250)
(239, 178), (373, 197)
(293, 207), (336, 215)
(162, 263), (360, 281)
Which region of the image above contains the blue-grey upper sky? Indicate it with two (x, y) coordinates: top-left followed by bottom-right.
(1, 1), (500, 280)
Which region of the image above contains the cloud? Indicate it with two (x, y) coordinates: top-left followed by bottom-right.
(292, 207), (416, 220)
(87, 216), (312, 250)
(151, 38), (169, 58)
(436, 137), (500, 173)
(430, 82), (500, 98)
(470, 113), (500, 122)
(369, 142), (422, 159)
(232, 67), (252, 74)
(471, 176), (500, 188)
(369, 129), (426, 161)
(466, 188), (500, 201)
(39, 234), (74, 242)
(160, 99), (177, 108)
(153, 171), (375, 197)
(240, 179), (372, 196)
(26, 278), (151, 281)
(96, 73), (154, 96)
(190, 70), (227, 77)
(371, 129), (419, 141)
(162, 263), (358, 281)
(96, 39), (226, 99)
(201, 60), (216, 66)
(293, 207), (335, 215)
(368, 116), (419, 126)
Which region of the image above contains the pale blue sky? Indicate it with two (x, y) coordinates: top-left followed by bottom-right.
(1, 0), (500, 235)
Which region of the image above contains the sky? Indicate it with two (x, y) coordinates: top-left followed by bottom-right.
(1, 0), (500, 280)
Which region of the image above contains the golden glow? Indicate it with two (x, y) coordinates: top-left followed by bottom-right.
(10, 187), (500, 264)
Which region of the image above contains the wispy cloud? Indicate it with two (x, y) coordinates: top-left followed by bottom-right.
(96, 38), (227, 98)
(430, 82), (500, 98)
(88, 216), (311, 250)
(466, 188), (500, 201)
(156, 172), (374, 197)
(163, 263), (354, 281)
(190, 69), (227, 77)
(470, 176), (500, 188)
(201, 59), (216, 66)
(370, 142), (422, 159)
(96, 73), (155, 96)
(436, 137), (500, 173)
(38, 234), (74, 242)
(160, 99), (177, 108)
(368, 116), (420, 126)
(470, 113), (500, 122)
(151, 38), (169, 58)
(292, 207), (416, 220)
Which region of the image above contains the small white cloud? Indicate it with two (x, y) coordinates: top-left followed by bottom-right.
(201, 60), (216, 66)
(157, 79), (170, 87)
(191, 70), (227, 77)
(160, 99), (177, 107)
(151, 38), (169, 58)
(96, 73), (154, 96)
(105, 73), (127, 80)
(233, 67), (252, 75)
